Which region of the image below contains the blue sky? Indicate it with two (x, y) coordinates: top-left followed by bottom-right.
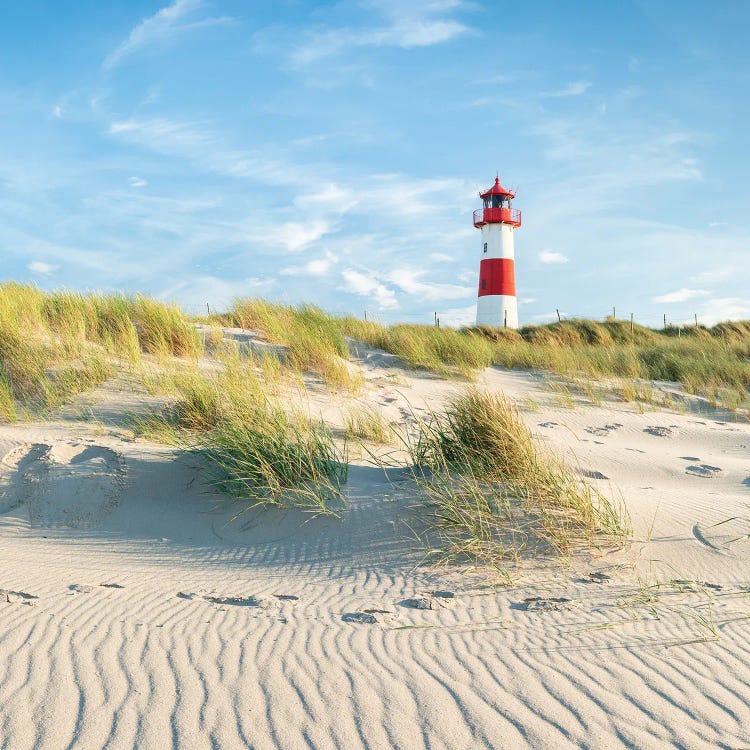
(0, 1), (748, 326)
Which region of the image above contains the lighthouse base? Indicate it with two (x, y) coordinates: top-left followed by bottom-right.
(476, 295), (518, 330)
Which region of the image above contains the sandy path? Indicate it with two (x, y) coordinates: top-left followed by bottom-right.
(0, 352), (749, 749)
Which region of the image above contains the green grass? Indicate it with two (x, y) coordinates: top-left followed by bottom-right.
(0, 284), (209, 419)
(403, 389), (629, 572)
(224, 300), (361, 391)
(133, 357), (348, 515)
(344, 405), (394, 444)
(217, 300), (750, 406)
(201, 407), (348, 517)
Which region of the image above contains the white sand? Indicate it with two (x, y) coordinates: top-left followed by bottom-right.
(1, 337), (749, 748)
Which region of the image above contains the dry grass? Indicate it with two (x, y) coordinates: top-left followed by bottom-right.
(403, 389), (629, 573)
(0, 284), (206, 419)
(224, 300), (361, 391)
(344, 405), (394, 444)
(133, 357), (348, 516)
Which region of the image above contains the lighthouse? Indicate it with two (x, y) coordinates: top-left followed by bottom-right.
(473, 176), (522, 329)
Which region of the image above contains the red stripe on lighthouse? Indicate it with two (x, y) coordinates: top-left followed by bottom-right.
(478, 258), (516, 297)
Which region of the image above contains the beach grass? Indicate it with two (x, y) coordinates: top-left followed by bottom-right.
(134, 357), (348, 515)
(344, 404), (394, 444)
(0, 284), (207, 417)
(403, 389), (629, 571)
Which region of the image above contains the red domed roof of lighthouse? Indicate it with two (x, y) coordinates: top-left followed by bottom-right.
(479, 176), (515, 199)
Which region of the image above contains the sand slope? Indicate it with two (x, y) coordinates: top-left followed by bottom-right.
(0, 343), (749, 749)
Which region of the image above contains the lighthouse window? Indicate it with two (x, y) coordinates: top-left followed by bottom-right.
(483, 242), (488, 254)
(481, 279), (486, 290)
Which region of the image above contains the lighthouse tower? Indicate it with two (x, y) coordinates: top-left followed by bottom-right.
(473, 176), (522, 329)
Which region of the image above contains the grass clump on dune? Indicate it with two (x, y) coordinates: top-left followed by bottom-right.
(226, 300), (360, 392)
(203, 408), (348, 517)
(344, 405), (393, 444)
(135, 359), (348, 516)
(0, 284), (207, 419)
(406, 389), (629, 572)
(340, 320), (494, 379)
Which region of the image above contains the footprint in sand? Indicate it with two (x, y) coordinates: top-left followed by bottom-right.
(693, 521), (750, 557)
(685, 464), (722, 478)
(0, 443), (125, 528)
(582, 571), (611, 583)
(70, 583), (125, 593)
(0, 589), (39, 604)
(580, 469), (609, 480)
(516, 597), (583, 612)
(399, 591), (455, 610)
(178, 592), (296, 609)
(538, 422), (558, 429)
(342, 609), (399, 625)
(69, 584), (95, 594)
(585, 423), (623, 437)
(644, 426), (673, 437)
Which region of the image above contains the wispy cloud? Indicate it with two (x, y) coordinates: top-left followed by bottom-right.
(103, 0), (231, 71)
(340, 269), (398, 309)
(541, 80), (591, 98)
(129, 176), (148, 188)
(653, 287), (710, 303)
(108, 118), (294, 185)
(387, 267), (472, 300)
(538, 251), (568, 264)
(290, 0), (470, 66)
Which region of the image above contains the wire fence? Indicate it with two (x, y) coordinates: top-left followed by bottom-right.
(181, 301), (709, 332)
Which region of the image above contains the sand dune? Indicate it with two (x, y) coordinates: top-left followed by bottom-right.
(0, 337), (749, 748)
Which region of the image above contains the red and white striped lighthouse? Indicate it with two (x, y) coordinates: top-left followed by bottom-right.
(473, 176), (522, 329)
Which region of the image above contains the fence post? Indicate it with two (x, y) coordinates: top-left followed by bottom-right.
(206, 303), (210, 316)
(556, 309), (561, 322)
(504, 310), (507, 328)
(364, 310), (367, 322)
(663, 313), (667, 329)
(612, 306), (616, 319)
(434, 311), (438, 327)
(695, 313), (698, 327)
(630, 313), (634, 333)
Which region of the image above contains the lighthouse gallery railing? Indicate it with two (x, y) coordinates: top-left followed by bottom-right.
(473, 207), (522, 227)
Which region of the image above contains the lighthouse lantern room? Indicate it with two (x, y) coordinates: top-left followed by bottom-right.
(473, 176), (522, 329)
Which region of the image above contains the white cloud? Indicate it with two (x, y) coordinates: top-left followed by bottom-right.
(653, 287), (710, 304)
(275, 220), (332, 253)
(129, 176), (148, 188)
(281, 253), (337, 277)
(430, 252), (453, 262)
(52, 105), (63, 118)
(387, 267), (472, 300)
(108, 118), (295, 186)
(437, 304), (476, 328)
(541, 81), (591, 98)
(103, 0), (231, 70)
(696, 297), (750, 325)
(157, 274), (271, 311)
(539, 251), (568, 264)
(340, 269), (398, 309)
(290, 1), (469, 66)
(28, 261), (58, 275)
